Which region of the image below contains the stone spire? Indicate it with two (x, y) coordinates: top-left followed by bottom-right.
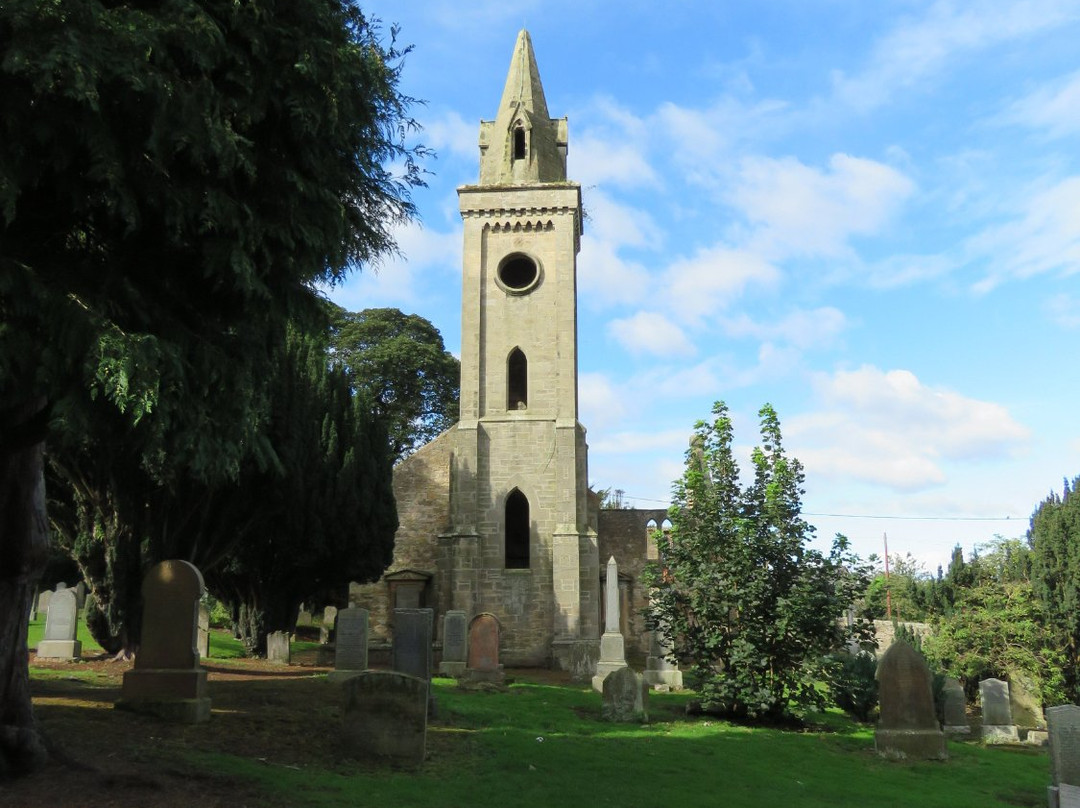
(478, 30), (568, 185)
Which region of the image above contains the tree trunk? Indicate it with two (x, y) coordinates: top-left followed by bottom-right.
(0, 399), (52, 777)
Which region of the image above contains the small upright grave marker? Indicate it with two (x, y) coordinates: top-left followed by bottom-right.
(328, 607), (368, 683)
(874, 640), (947, 760)
(36, 586), (81, 661)
(117, 560), (210, 723)
(602, 666), (648, 723)
(267, 630), (291, 665)
(941, 677), (970, 735)
(439, 610), (468, 677)
(980, 678), (1019, 744)
(392, 608), (433, 681)
(197, 603), (210, 659)
(462, 613), (505, 686)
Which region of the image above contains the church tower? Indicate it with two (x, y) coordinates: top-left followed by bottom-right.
(445, 30), (600, 670)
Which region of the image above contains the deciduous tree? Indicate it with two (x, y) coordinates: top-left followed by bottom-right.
(645, 402), (872, 722)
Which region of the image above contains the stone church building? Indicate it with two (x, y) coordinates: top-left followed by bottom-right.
(350, 30), (667, 675)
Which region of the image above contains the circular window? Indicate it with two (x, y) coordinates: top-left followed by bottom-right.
(497, 254), (541, 294)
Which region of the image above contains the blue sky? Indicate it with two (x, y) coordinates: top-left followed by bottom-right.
(330, 0), (1080, 572)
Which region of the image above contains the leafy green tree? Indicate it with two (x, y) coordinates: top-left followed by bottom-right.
(645, 402), (873, 722)
(0, 0), (421, 774)
(204, 329), (397, 655)
(329, 306), (459, 460)
(1030, 476), (1080, 700)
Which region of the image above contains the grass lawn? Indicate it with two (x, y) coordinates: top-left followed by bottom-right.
(195, 678), (1048, 808)
(21, 630), (1049, 808)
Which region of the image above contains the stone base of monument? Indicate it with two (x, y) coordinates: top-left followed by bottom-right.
(1049, 783), (1080, 808)
(35, 640), (82, 661)
(438, 661), (466, 677)
(458, 666), (506, 689)
(644, 658), (683, 690)
(591, 632), (628, 693)
(981, 724), (1020, 744)
(551, 639), (599, 681)
(874, 728), (948, 760)
(943, 723), (971, 736)
(117, 668), (211, 724)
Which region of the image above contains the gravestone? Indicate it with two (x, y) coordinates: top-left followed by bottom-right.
(602, 666), (649, 723)
(643, 626), (683, 690)
(392, 608), (433, 681)
(439, 610), (468, 677)
(462, 613), (505, 686)
(267, 630), (291, 665)
(874, 640), (947, 760)
(197, 603), (210, 659)
(341, 671), (428, 767)
(592, 556), (628, 693)
(297, 606), (314, 626)
(941, 677), (970, 735)
(980, 678), (1019, 744)
(328, 607), (369, 683)
(36, 589), (51, 616)
(74, 581), (87, 611)
(28, 590), (38, 622)
(1047, 705), (1080, 808)
(36, 587), (81, 661)
(117, 560), (211, 723)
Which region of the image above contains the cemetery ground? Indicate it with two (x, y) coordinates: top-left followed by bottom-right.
(10, 621), (1050, 808)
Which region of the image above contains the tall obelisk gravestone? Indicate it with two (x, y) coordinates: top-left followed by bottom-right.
(592, 557), (628, 692)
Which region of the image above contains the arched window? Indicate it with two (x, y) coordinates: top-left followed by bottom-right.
(505, 489), (530, 569)
(508, 348), (527, 410)
(513, 126), (526, 161)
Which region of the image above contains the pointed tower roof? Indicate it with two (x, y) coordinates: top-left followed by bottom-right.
(477, 30), (568, 186)
(497, 29), (551, 121)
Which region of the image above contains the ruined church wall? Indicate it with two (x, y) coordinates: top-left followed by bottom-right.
(349, 427), (455, 642)
(597, 508), (669, 663)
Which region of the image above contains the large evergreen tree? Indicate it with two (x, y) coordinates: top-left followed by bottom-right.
(1029, 475), (1080, 701)
(646, 402), (871, 722)
(0, 0), (421, 775)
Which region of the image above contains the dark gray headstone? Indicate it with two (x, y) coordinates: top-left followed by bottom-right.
(334, 608), (369, 672)
(602, 667), (648, 722)
(1048, 705), (1080, 787)
(439, 610), (468, 677)
(875, 640), (946, 760)
(341, 671), (428, 767)
(392, 608), (433, 680)
(1008, 670), (1045, 729)
(942, 677), (969, 734)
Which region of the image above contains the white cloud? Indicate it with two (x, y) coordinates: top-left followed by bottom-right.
(331, 221), (460, 309)
(787, 366), (1031, 492)
(661, 246), (780, 320)
(730, 154), (915, 260)
(1046, 293), (1080, 329)
(574, 97), (660, 190)
(968, 176), (1080, 291)
(720, 307), (848, 350)
(578, 372), (628, 430)
(422, 109), (478, 163)
(608, 312), (696, 357)
(576, 191), (659, 308)
(1002, 68), (1080, 139)
(832, 0), (1079, 112)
